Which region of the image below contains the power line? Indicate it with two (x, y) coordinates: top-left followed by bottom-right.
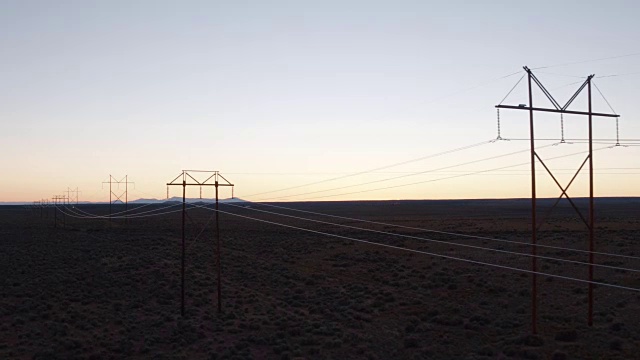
(223, 200), (640, 261)
(59, 204), (183, 219)
(425, 70), (523, 105)
(535, 71), (586, 79)
(71, 201), (161, 218)
(215, 202), (640, 273)
(598, 71), (640, 78)
(209, 207), (640, 293)
(550, 79), (590, 91)
(253, 144), (558, 201)
(69, 203), (179, 218)
(532, 52), (640, 70)
(243, 140), (495, 199)
(502, 139), (639, 142)
(218, 167), (640, 175)
(290, 146), (615, 201)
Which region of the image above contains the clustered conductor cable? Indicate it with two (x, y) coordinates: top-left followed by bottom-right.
(70, 201), (164, 218)
(198, 206), (640, 293)
(64, 202), (181, 218)
(212, 202), (640, 274)
(58, 203), (184, 219)
(251, 143), (559, 202)
(224, 200), (640, 261)
(279, 145), (615, 202)
(531, 52), (640, 70)
(243, 139), (496, 199)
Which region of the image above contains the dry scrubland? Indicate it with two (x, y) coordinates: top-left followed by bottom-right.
(1, 199), (639, 359)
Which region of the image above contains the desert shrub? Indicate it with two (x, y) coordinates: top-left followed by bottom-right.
(32, 350), (59, 360)
(432, 315), (463, 327)
(300, 336), (318, 346)
(477, 346), (495, 356)
(306, 347), (320, 355)
(520, 349), (541, 360)
(405, 323), (416, 333)
(403, 337), (419, 348)
(554, 329), (577, 342)
(524, 335), (544, 347)
(610, 322), (623, 332)
(609, 339), (623, 351)
(287, 327), (302, 337)
(551, 350), (568, 360)
(469, 315), (490, 326)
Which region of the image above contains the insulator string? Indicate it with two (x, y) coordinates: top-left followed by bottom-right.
(560, 113), (565, 143)
(496, 108), (502, 140)
(616, 117), (620, 146)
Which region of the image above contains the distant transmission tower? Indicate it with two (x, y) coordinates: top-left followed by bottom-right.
(66, 187), (81, 205)
(52, 194), (69, 228)
(102, 175), (134, 222)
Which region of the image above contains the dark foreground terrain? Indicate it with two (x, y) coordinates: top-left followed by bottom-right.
(1, 198), (639, 359)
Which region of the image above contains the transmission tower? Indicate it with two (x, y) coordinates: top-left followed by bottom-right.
(66, 187), (81, 205)
(496, 66), (619, 334)
(52, 195), (69, 228)
(167, 170), (234, 316)
(102, 175), (134, 222)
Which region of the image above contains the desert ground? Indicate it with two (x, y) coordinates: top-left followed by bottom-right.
(1, 198), (639, 359)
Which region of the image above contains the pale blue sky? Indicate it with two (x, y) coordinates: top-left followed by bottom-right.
(1, 0), (639, 202)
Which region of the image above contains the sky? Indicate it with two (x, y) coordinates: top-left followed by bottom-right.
(1, 0), (639, 203)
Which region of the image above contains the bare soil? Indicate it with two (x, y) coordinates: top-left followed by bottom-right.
(1, 198), (639, 359)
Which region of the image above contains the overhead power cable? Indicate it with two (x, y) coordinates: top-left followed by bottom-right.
(69, 203), (180, 219)
(535, 71), (586, 79)
(254, 144), (557, 201)
(598, 71), (640, 78)
(221, 201), (640, 261)
(71, 201), (160, 218)
(243, 140), (495, 199)
(215, 202), (640, 273)
(209, 207), (640, 293)
(424, 70), (523, 104)
(503, 138), (639, 142)
(532, 52), (640, 70)
(286, 145), (615, 201)
(58, 204), (183, 219)
(186, 211), (217, 252)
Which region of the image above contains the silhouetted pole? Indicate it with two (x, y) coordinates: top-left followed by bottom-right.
(125, 175), (128, 226)
(528, 70), (538, 335)
(216, 180), (221, 313)
(588, 77), (594, 327)
(181, 179), (186, 317)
